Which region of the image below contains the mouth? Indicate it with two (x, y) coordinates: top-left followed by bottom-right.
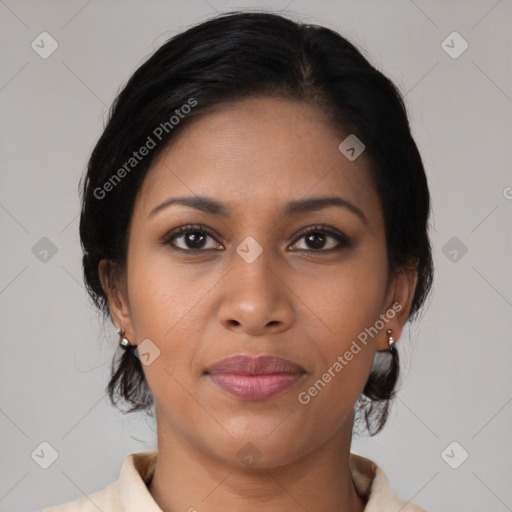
(204, 354), (306, 400)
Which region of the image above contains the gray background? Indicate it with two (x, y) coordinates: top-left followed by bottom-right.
(1, 1), (511, 511)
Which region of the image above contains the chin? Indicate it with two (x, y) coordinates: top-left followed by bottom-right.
(207, 429), (309, 470)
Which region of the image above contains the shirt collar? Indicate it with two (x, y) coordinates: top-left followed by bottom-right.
(118, 450), (424, 511)
(119, 450), (160, 512)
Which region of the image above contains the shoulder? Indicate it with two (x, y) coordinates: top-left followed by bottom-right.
(350, 452), (427, 512)
(39, 451), (159, 512)
(40, 480), (120, 512)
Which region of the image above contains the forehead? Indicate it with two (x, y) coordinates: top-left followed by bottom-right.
(133, 96), (381, 223)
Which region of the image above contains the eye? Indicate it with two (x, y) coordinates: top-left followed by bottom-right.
(289, 225), (352, 252)
(161, 224), (223, 252)
(161, 224), (352, 253)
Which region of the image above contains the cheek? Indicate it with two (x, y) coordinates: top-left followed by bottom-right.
(125, 252), (210, 435)
(124, 250), (231, 451)
(294, 247), (389, 346)
(293, 282), (382, 445)
(292, 245), (388, 409)
(125, 247), (215, 388)
(127, 242), (216, 335)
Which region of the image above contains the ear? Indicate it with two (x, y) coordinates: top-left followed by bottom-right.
(375, 265), (418, 352)
(98, 259), (136, 345)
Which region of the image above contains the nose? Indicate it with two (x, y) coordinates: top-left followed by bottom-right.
(217, 246), (295, 337)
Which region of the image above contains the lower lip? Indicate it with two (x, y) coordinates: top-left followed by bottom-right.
(207, 373), (304, 400)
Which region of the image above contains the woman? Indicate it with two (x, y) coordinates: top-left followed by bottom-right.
(42, 10), (433, 512)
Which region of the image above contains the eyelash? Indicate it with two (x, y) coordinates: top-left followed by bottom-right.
(160, 224), (352, 254)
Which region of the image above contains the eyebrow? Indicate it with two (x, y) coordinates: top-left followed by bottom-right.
(147, 195), (367, 225)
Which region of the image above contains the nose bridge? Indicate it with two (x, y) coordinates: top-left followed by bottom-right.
(218, 233), (294, 334)
(231, 234), (281, 302)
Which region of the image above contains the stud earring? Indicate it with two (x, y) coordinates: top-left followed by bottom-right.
(386, 329), (395, 352)
(117, 328), (131, 348)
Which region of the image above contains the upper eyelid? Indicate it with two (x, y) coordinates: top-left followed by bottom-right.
(292, 224), (346, 239)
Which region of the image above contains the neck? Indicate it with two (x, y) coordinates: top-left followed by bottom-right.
(148, 408), (367, 512)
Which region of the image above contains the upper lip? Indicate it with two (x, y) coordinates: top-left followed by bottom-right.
(205, 355), (306, 375)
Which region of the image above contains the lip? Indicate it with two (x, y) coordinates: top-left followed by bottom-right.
(205, 355), (306, 400)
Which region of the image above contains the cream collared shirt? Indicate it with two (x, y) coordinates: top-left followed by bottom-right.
(39, 451), (426, 511)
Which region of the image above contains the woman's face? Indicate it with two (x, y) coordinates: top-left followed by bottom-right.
(104, 96), (413, 467)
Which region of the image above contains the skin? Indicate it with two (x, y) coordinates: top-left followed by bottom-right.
(100, 96), (417, 512)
